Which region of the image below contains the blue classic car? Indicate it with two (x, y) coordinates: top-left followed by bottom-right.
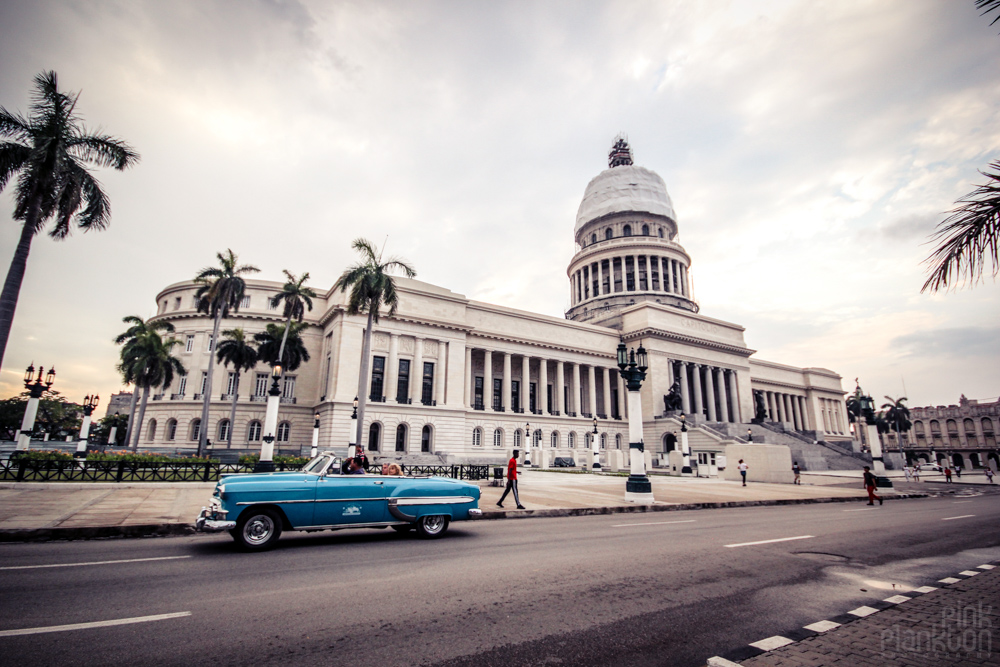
(195, 454), (482, 550)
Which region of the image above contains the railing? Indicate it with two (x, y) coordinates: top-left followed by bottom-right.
(170, 394), (185, 400)
(421, 399), (437, 406)
(280, 397), (297, 404)
(193, 394), (204, 401)
(369, 395), (386, 403)
(152, 395), (164, 401)
(250, 395), (268, 403)
(220, 394), (235, 401)
(473, 404), (485, 411)
(396, 397), (412, 404)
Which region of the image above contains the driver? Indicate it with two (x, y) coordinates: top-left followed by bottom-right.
(347, 457), (366, 474)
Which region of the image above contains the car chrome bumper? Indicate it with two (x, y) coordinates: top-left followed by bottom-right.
(468, 508), (483, 519)
(195, 506), (236, 532)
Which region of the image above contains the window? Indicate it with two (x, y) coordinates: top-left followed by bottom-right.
(173, 297), (181, 311)
(200, 371), (208, 396)
(512, 380), (521, 412)
(615, 434), (622, 449)
(205, 335), (214, 351)
(638, 256), (647, 290)
(191, 419), (202, 441)
(248, 421), (262, 442)
(282, 376), (295, 399)
(625, 257), (635, 291)
(568, 432), (575, 448)
(185, 335), (194, 353)
(368, 423), (381, 451)
(474, 376), (484, 410)
(218, 419), (231, 441)
(227, 372), (238, 396)
(623, 224), (632, 237)
(472, 427), (483, 447)
(605, 228), (613, 240)
(533, 429), (542, 447)
(421, 425), (432, 452)
(147, 419), (157, 441)
(277, 421), (290, 442)
(493, 378), (503, 410)
(585, 432), (592, 448)
(546, 384), (553, 414)
(267, 299), (278, 311)
(421, 362), (434, 405)
(240, 295), (250, 309)
(529, 382), (537, 412)
(641, 224), (649, 236)
(396, 359), (410, 402)
(514, 430), (522, 447)
(591, 233), (597, 244)
(370, 356), (386, 401)
(178, 376), (187, 397)
(600, 433), (607, 449)
(167, 419), (177, 441)
(254, 373), (268, 397)
(493, 428), (503, 447)
(395, 424), (407, 452)
(550, 431), (559, 448)
(658, 228), (664, 238)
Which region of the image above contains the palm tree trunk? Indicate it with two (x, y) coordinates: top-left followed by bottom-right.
(132, 385), (150, 451)
(122, 385), (139, 449)
(227, 370), (239, 448)
(198, 310), (223, 457)
(277, 315), (291, 367)
(355, 309), (375, 447)
(0, 215), (38, 371)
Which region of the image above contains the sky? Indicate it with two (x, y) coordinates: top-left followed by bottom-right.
(0, 0), (998, 412)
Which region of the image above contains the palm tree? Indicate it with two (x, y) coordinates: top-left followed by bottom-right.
(0, 71), (139, 370)
(269, 270), (317, 368)
(881, 396), (912, 451)
(118, 330), (186, 451)
(216, 328), (258, 448)
(333, 238), (416, 445)
(254, 322), (310, 373)
(114, 315), (176, 448)
(193, 250), (259, 456)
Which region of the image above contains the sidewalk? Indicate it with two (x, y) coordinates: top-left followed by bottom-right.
(0, 469), (950, 541)
(710, 561), (1000, 666)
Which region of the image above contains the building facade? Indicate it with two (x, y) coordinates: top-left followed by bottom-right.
(134, 140), (851, 470)
(886, 395), (1000, 470)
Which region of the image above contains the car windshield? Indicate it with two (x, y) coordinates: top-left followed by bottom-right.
(302, 455), (334, 474)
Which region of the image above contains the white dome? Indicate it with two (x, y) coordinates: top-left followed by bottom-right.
(575, 165), (676, 233)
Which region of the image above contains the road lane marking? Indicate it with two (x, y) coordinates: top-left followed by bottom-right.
(959, 570), (980, 576)
(0, 612), (190, 637)
(941, 515), (975, 521)
(978, 564), (996, 570)
(803, 620), (840, 633)
(0, 556), (191, 571)
(843, 508), (876, 512)
(952, 501), (972, 504)
(749, 636), (794, 651)
(912, 586), (938, 593)
(848, 606), (879, 617)
(613, 519), (696, 528)
(724, 535), (814, 548)
(939, 577), (961, 584)
(883, 595), (911, 604)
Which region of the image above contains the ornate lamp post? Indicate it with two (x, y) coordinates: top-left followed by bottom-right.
(591, 416), (601, 469)
(18, 364), (55, 450)
(679, 412), (692, 475)
(346, 396), (358, 458)
(254, 363), (283, 473)
(310, 411), (320, 458)
(856, 386), (886, 474)
(75, 394), (99, 459)
(523, 422), (531, 466)
(616, 339), (654, 503)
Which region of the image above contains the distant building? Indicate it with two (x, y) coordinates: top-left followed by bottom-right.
(104, 392), (132, 418)
(888, 395), (999, 470)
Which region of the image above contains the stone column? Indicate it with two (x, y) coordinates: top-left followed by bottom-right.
(465, 347), (473, 408)
(665, 258), (673, 293)
(692, 364), (703, 418)
(483, 349), (493, 411)
(539, 358), (548, 414)
(437, 341), (448, 406)
(798, 396), (809, 430)
(588, 365), (597, 417)
(680, 265), (688, 297)
(792, 395), (803, 430)
(765, 391), (774, 421)
(572, 362), (581, 415)
(704, 366), (717, 421)
(597, 261), (604, 297)
(411, 338), (423, 404)
(555, 360), (565, 415)
(386, 333), (400, 403)
(717, 368), (729, 423)
(618, 371), (628, 418)
(521, 355), (530, 413)
(602, 368), (612, 418)
(503, 352), (512, 412)
(678, 361), (691, 414)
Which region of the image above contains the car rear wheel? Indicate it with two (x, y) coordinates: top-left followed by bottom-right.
(233, 508), (282, 551)
(415, 514), (449, 539)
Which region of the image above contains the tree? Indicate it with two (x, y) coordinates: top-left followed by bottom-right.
(113, 315), (176, 448)
(333, 238), (416, 445)
(193, 250), (259, 456)
(881, 395), (912, 449)
(0, 389), (81, 440)
(269, 270), (317, 368)
(91, 412), (129, 448)
(216, 328), (258, 448)
(254, 322), (310, 372)
(0, 71), (139, 370)
(118, 329), (186, 451)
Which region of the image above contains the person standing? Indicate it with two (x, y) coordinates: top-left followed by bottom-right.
(497, 449), (525, 510)
(985, 467), (995, 484)
(944, 467), (953, 483)
(792, 462), (801, 485)
(913, 464), (920, 482)
(954, 465), (962, 479)
(863, 466), (882, 506)
(738, 459), (748, 486)
(902, 465), (912, 482)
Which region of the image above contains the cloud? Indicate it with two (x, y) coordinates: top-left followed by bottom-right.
(891, 326), (1000, 359)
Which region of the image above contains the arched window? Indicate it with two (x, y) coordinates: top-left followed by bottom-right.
(983, 417), (994, 433)
(600, 433), (607, 449)
(623, 224), (632, 237)
(641, 224), (649, 236)
(421, 424), (432, 452)
(549, 431), (558, 448)
(396, 424), (407, 452)
(533, 429), (542, 447)
(514, 430), (522, 447)
(964, 418), (976, 433)
(276, 421), (291, 442)
(147, 419), (157, 441)
(247, 421), (262, 442)
(615, 433), (622, 449)
(585, 432), (592, 448)
(368, 422), (381, 451)
(472, 427), (483, 447)
(167, 419), (177, 441)
(190, 419), (201, 441)
(494, 428), (503, 447)
(568, 432), (575, 448)
(658, 228), (664, 238)
(217, 419), (230, 442)
(591, 233), (597, 244)
(605, 228), (613, 240)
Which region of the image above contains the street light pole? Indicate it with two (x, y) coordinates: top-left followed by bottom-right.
(523, 422), (531, 467)
(591, 416), (601, 470)
(310, 411), (320, 458)
(616, 339), (654, 504)
(348, 397), (358, 458)
(679, 413), (692, 475)
(255, 364), (283, 473)
(75, 394), (99, 459)
(18, 364), (55, 450)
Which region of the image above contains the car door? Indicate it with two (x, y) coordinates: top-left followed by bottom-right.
(312, 474), (387, 527)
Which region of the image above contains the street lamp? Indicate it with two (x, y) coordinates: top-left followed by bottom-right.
(591, 416), (601, 470)
(616, 339), (653, 503)
(18, 364), (55, 450)
(854, 381), (885, 474)
(310, 411), (320, 458)
(75, 394), (100, 459)
(524, 422), (531, 466)
(348, 396), (359, 458)
(679, 412), (692, 475)
(254, 364), (283, 473)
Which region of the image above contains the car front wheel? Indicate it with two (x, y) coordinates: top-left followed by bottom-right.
(415, 514), (449, 539)
(233, 508), (282, 551)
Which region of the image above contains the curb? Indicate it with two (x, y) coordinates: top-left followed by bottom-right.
(0, 493), (931, 543)
(705, 560), (1000, 666)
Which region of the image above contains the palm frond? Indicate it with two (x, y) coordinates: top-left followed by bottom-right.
(68, 132), (140, 170)
(978, 0), (1000, 25)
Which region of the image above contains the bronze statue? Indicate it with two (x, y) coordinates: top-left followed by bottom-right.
(753, 391), (767, 422)
(663, 379), (683, 412)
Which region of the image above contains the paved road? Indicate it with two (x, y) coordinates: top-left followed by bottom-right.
(1, 490), (998, 666)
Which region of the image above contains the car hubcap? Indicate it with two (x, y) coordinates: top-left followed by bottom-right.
(423, 516), (445, 534)
(244, 515), (274, 545)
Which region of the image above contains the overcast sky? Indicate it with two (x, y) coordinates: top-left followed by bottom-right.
(1, 0), (998, 411)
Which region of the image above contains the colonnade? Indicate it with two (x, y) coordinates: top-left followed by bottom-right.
(570, 254), (689, 306)
(669, 360), (742, 423)
(760, 389), (812, 431)
(818, 397), (845, 434)
(378, 334), (448, 406)
(464, 347), (626, 421)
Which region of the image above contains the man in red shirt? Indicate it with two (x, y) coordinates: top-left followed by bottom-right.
(863, 466), (882, 506)
(497, 449), (526, 510)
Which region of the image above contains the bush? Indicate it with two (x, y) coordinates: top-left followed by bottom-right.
(239, 453), (310, 466)
(85, 450), (218, 463)
(9, 450), (74, 462)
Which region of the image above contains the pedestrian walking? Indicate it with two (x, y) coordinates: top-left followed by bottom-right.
(912, 464), (920, 482)
(738, 459), (748, 486)
(944, 467), (953, 483)
(863, 466), (882, 506)
(902, 465), (912, 482)
(792, 462), (801, 485)
(985, 467), (994, 484)
(497, 449), (525, 510)
(954, 465), (962, 479)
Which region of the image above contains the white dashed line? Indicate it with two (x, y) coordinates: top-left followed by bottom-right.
(613, 519), (696, 528)
(803, 620), (840, 633)
(0, 556), (191, 571)
(749, 636), (795, 651)
(939, 577), (961, 584)
(0, 612), (191, 637)
(912, 586), (938, 593)
(941, 515), (975, 521)
(724, 535), (814, 548)
(978, 564), (996, 570)
(848, 606), (879, 617)
(883, 595), (911, 604)
(843, 508), (876, 512)
(959, 570), (980, 577)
